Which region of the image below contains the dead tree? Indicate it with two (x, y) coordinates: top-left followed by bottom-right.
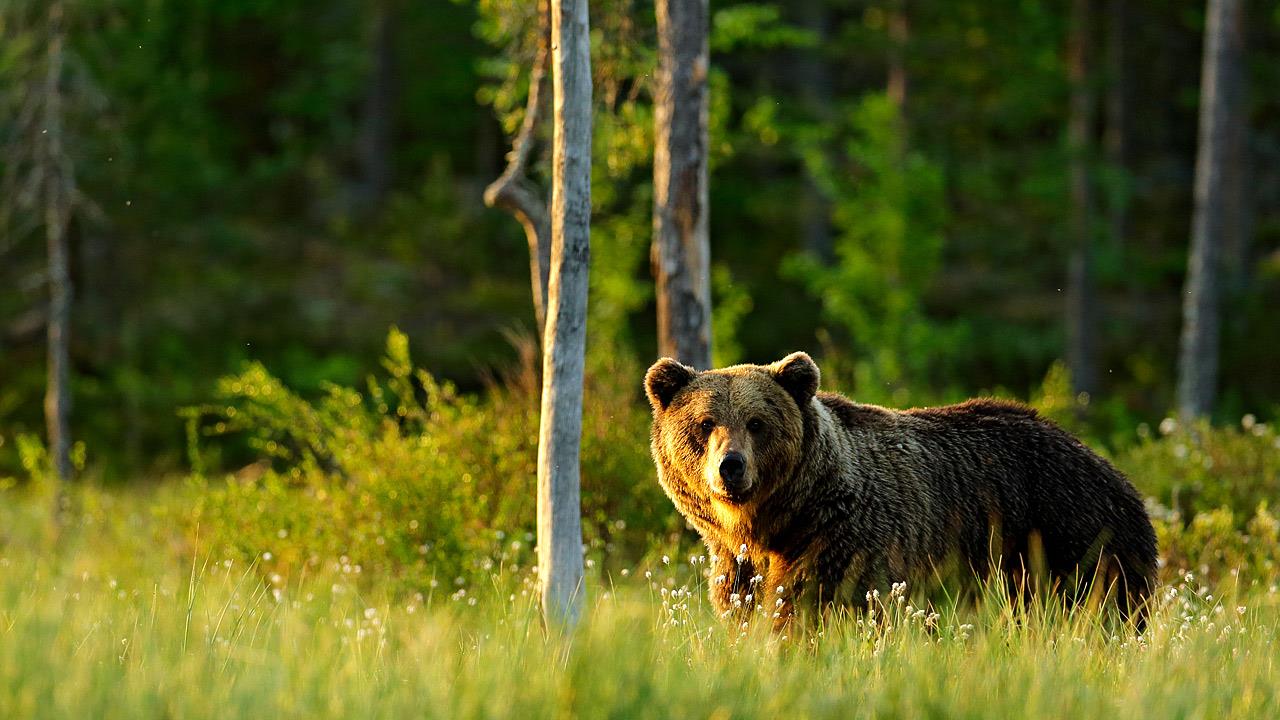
(1177, 0), (1244, 419)
(653, 0), (712, 370)
(1065, 0), (1098, 399)
(1, 2), (77, 484)
(1103, 0), (1128, 248)
(887, 0), (909, 111)
(795, 0), (834, 264)
(354, 0), (397, 211)
(537, 0), (591, 628)
(42, 3), (74, 484)
(484, 1), (553, 337)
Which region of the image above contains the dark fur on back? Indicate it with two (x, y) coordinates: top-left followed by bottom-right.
(644, 353), (1158, 629)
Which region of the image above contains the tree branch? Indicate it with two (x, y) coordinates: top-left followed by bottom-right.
(484, 0), (552, 337)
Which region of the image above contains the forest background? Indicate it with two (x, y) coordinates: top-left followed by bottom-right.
(0, 0), (1278, 576)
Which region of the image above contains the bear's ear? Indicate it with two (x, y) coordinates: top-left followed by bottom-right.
(769, 352), (820, 406)
(645, 357), (697, 411)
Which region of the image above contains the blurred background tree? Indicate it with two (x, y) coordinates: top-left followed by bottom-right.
(1, 0), (1278, 481)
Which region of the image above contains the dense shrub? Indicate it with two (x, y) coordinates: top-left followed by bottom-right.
(130, 332), (1280, 596)
(1113, 416), (1280, 584)
(1152, 505), (1280, 586)
(1116, 416), (1280, 521)
(183, 330), (679, 592)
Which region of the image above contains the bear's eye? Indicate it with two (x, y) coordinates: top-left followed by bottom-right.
(746, 418), (763, 433)
(699, 418), (715, 434)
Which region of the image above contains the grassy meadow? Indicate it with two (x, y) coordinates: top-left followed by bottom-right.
(1, 475), (1278, 719)
(3, 344), (1280, 718)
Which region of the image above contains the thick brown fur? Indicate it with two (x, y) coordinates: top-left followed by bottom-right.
(644, 352), (1158, 630)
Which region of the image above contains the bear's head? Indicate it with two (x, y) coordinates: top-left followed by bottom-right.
(644, 352), (819, 516)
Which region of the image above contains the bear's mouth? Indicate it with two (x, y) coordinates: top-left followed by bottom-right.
(711, 483), (753, 505)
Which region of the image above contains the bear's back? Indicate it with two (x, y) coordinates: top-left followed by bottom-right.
(817, 393), (1042, 435)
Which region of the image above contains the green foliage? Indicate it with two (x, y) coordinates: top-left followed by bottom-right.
(711, 4), (817, 53)
(1030, 361), (1136, 446)
(711, 264), (754, 367)
(169, 325), (1280, 602)
(3, 479), (1280, 718)
(1, 0), (1278, 487)
(186, 332), (481, 587)
(1118, 417), (1280, 523)
(184, 329), (676, 593)
(1153, 505), (1280, 585)
(785, 94), (966, 404)
(3, 433), (87, 489)
(1032, 361), (1091, 435)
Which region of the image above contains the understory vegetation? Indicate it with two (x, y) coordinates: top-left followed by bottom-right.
(3, 333), (1278, 717)
(1, 484), (1277, 718)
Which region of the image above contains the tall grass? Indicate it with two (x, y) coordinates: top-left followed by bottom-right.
(3, 339), (1278, 718)
(1, 488), (1277, 719)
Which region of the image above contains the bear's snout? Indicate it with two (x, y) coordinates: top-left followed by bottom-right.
(719, 452), (747, 491)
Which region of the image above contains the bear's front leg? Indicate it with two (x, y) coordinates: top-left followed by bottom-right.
(706, 543), (758, 624)
(764, 565), (803, 633)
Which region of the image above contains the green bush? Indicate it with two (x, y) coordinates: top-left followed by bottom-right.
(1153, 505), (1280, 586)
(183, 329), (679, 594)
(1114, 416), (1280, 585)
(1117, 416), (1280, 521)
(180, 331), (1280, 597)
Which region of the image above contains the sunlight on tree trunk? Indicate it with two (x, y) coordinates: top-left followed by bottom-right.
(1178, 0), (1244, 420)
(537, 0), (590, 629)
(653, 0), (711, 370)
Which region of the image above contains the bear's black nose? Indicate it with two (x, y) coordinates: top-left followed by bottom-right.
(719, 452), (746, 488)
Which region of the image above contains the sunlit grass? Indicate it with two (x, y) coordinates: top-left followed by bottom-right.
(1, 488), (1277, 719)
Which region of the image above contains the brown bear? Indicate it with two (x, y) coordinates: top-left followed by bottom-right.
(644, 352), (1157, 629)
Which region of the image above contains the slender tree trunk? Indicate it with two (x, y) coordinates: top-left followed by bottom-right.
(796, 0), (833, 264)
(1104, 0), (1128, 248)
(653, 0), (712, 370)
(484, 1), (552, 336)
(537, 0), (590, 628)
(1065, 0), (1098, 398)
(886, 0), (911, 170)
(1177, 0), (1243, 419)
(43, 1), (73, 485)
(355, 0), (396, 210)
(887, 0), (909, 112)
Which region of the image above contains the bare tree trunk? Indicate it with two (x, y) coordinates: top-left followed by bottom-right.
(796, 0), (833, 264)
(484, 1), (552, 336)
(355, 0), (396, 210)
(1177, 0), (1243, 420)
(887, 0), (909, 112)
(653, 0), (712, 370)
(886, 0), (911, 172)
(1065, 0), (1098, 398)
(43, 1), (73, 485)
(1104, 0), (1128, 248)
(537, 0), (590, 629)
